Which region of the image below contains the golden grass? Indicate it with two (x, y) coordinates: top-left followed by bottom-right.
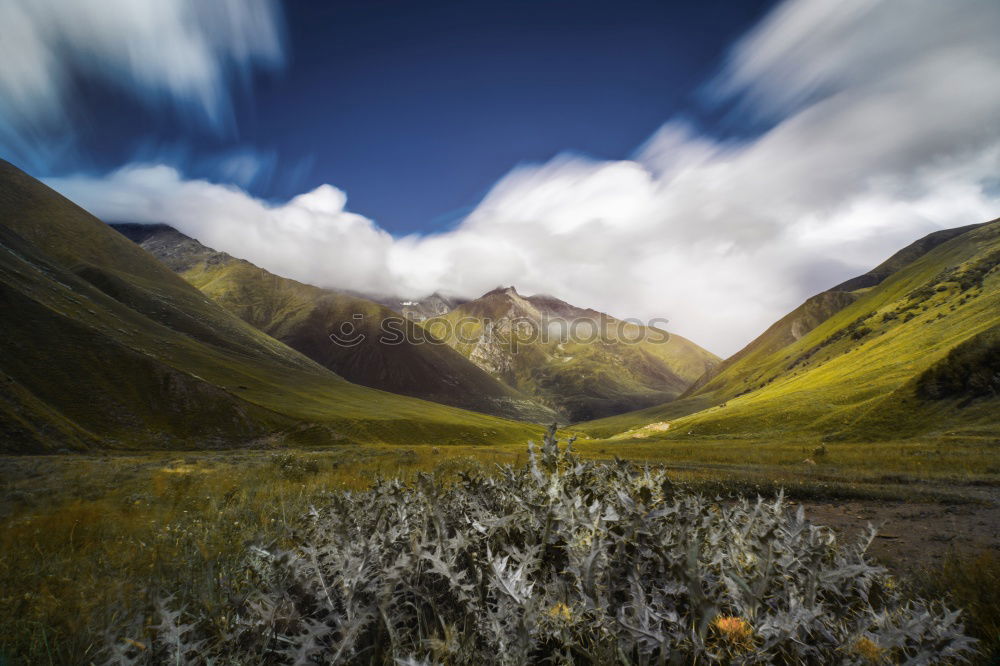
(0, 446), (517, 663)
(569, 435), (1000, 485)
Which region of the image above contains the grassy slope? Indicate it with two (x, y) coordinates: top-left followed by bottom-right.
(432, 287), (719, 422)
(111, 224), (555, 423)
(580, 219), (1000, 441)
(0, 161), (542, 451)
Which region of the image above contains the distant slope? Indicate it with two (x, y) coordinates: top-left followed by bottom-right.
(111, 224), (554, 423)
(580, 219), (1000, 441)
(372, 292), (468, 321)
(831, 222), (986, 292)
(0, 160), (542, 452)
(681, 290), (859, 398)
(431, 286), (719, 422)
(683, 224), (990, 400)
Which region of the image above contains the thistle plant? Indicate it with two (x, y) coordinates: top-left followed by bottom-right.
(106, 426), (976, 664)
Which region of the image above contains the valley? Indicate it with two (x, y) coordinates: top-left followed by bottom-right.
(3, 2), (999, 662)
(1, 160), (997, 662)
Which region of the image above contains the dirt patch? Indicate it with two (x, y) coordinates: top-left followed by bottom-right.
(618, 421), (672, 439)
(798, 493), (1000, 574)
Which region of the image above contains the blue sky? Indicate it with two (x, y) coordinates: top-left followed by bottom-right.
(264, 0), (777, 233)
(5, 0), (774, 235)
(5, 0), (1000, 355)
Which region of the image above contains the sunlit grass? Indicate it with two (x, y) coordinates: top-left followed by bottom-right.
(577, 223), (1000, 444)
(569, 435), (1000, 482)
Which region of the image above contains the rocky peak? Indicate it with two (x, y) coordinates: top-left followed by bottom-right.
(482, 285), (519, 298)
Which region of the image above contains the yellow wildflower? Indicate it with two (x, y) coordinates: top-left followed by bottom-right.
(852, 637), (885, 663)
(712, 615), (754, 650)
(547, 602), (573, 623)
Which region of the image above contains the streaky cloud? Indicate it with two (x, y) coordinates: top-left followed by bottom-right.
(44, 0), (1000, 356)
(0, 0), (285, 170)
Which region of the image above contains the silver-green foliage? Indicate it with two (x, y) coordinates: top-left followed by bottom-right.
(110, 427), (974, 664)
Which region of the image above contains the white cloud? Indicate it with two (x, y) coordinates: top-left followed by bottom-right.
(49, 165), (397, 294)
(0, 0), (283, 166)
(44, 0), (1000, 356)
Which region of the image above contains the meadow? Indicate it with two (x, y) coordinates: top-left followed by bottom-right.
(1, 433), (998, 663)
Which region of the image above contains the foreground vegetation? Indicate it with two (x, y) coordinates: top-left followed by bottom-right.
(102, 428), (977, 663)
(2, 431), (997, 664)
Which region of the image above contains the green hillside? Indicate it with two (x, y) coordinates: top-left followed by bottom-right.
(0, 160), (543, 452)
(431, 286), (719, 422)
(580, 219), (1000, 441)
(111, 224), (555, 423)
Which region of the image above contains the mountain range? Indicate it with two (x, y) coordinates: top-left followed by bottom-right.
(0, 160), (543, 452)
(1, 158), (997, 452)
(427, 286), (718, 421)
(110, 223), (555, 423)
(110, 224), (717, 422)
(373, 292), (467, 322)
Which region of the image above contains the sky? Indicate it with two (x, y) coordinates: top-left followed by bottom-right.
(3, 0), (999, 356)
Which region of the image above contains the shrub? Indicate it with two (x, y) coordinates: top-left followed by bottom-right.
(269, 452), (321, 480)
(851, 326), (872, 340)
(917, 326), (1000, 401)
(957, 250), (1000, 291)
(105, 428), (975, 664)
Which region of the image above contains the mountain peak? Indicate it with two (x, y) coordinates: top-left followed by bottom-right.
(483, 285), (519, 298)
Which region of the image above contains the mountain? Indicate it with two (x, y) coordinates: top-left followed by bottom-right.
(111, 223), (555, 423)
(831, 222), (987, 292)
(0, 160), (542, 452)
(581, 218), (1000, 441)
(372, 292), (468, 321)
(429, 286), (720, 422)
(681, 289), (860, 398)
(682, 224), (991, 401)
(112, 222), (717, 425)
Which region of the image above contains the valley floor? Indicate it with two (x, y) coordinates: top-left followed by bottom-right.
(800, 495), (1000, 574)
(1, 438), (998, 663)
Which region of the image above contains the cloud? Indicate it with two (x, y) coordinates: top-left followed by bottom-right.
(44, 0), (1000, 356)
(0, 0), (284, 168)
(49, 164), (397, 294)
